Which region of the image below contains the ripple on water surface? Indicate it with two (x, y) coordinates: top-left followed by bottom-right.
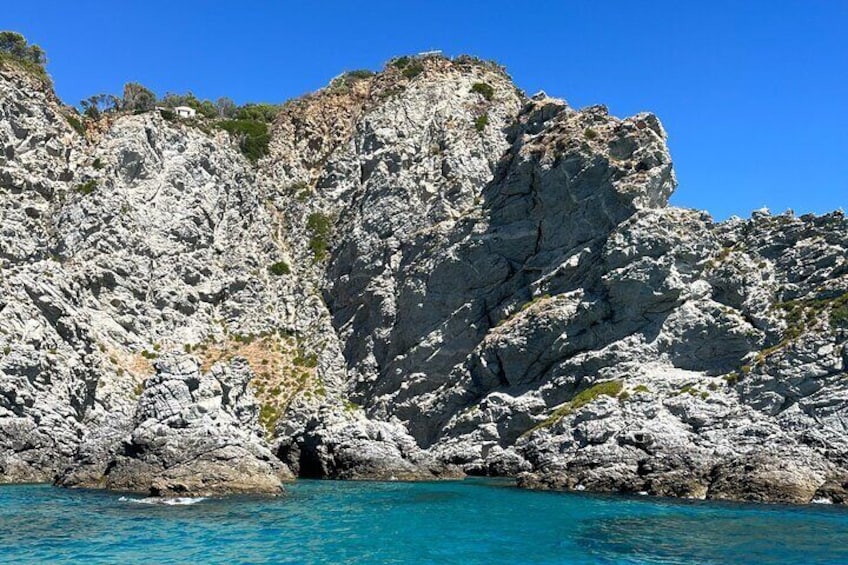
(1, 480), (847, 564)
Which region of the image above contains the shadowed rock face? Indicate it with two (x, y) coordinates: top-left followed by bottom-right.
(1, 55), (847, 502)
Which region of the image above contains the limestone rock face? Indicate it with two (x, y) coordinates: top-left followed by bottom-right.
(278, 408), (463, 481)
(1, 54), (847, 503)
(59, 354), (291, 496)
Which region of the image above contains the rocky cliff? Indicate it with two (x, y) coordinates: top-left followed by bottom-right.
(1, 54), (846, 503)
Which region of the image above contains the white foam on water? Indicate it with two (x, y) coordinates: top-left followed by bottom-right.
(119, 496), (207, 506)
(811, 497), (833, 505)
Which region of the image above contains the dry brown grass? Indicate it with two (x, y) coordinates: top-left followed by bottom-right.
(194, 334), (323, 435)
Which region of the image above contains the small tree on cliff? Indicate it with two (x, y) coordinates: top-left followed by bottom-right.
(0, 31), (46, 65)
(80, 94), (120, 119)
(122, 82), (156, 113)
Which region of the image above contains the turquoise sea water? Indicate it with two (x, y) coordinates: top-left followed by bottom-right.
(1, 479), (846, 564)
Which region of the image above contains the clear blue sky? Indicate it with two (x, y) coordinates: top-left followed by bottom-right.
(5, 0), (846, 219)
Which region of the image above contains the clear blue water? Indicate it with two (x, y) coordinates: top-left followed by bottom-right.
(1, 479), (847, 564)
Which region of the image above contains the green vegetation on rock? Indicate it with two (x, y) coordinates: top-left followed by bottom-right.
(471, 82), (494, 101)
(527, 380), (623, 434)
(217, 119), (270, 161)
(306, 212), (332, 261)
(75, 180), (97, 195)
(0, 31), (49, 84)
(402, 60), (425, 79)
(63, 113), (85, 136)
(268, 261), (291, 276)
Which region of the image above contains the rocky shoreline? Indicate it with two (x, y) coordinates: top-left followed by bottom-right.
(1, 54), (846, 503)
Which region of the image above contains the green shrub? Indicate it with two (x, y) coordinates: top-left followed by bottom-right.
(344, 399), (361, 412)
(344, 69), (374, 80)
(92, 158), (103, 170)
(159, 108), (176, 121)
(829, 294), (848, 328)
(306, 212), (332, 261)
(234, 103), (280, 123)
(294, 350), (318, 368)
(63, 113), (85, 136)
(402, 60), (424, 79)
(471, 82), (494, 101)
(76, 180), (96, 195)
(268, 261), (291, 276)
(474, 113), (488, 132)
(328, 70), (375, 94)
(391, 56), (410, 69)
(217, 119), (270, 161)
(584, 127), (598, 140)
(633, 384), (650, 394)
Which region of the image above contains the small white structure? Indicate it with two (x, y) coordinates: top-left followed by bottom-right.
(173, 106), (197, 119)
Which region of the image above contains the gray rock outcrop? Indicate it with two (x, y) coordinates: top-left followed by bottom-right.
(1, 54), (846, 503)
(58, 354), (290, 496)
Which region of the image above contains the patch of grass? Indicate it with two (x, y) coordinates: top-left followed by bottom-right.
(678, 384), (698, 397)
(75, 180), (96, 195)
(268, 261), (291, 276)
(633, 384), (650, 394)
(470, 82), (494, 101)
(521, 293), (551, 312)
(306, 212), (332, 261)
(526, 380), (623, 434)
(217, 119), (270, 162)
(474, 113), (488, 132)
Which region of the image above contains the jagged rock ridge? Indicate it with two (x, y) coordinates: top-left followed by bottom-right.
(0, 54), (846, 503)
